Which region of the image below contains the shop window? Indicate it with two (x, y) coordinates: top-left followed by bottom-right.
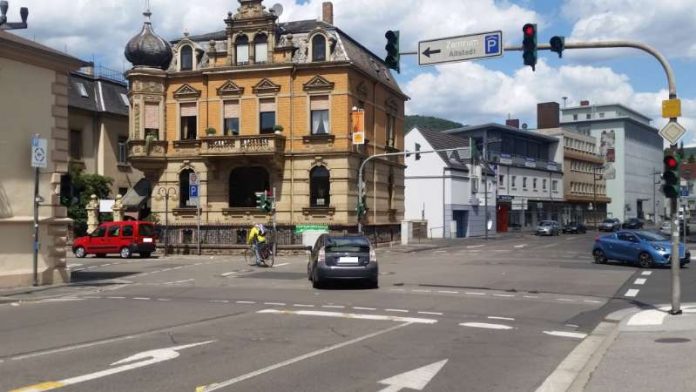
(310, 166), (330, 207)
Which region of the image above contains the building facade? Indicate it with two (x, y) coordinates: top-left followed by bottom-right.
(560, 102), (663, 222)
(446, 123), (564, 231)
(124, 1), (406, 243)
(0, 30), (86, 287)
(404, 128), (496, 238)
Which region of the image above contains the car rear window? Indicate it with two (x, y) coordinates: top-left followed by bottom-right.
(138, 224), (155, 236)
(325, 237), (370, 252)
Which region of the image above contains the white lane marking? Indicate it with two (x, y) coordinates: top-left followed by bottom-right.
(69, 263), (83, 268)
(523, 295), (539, 299)
(487, 316), (515, 321)
(433, 250), (447, 254)
(353, 306), (377, 311)
(412, 289), (432, 293)
(38, 298), (86, 303)
(385, 308), (409, 313)
(543, 331), (587, 339)
(378, 359), (448, 392)
(12, 341), (214, 391)
(196, 322), (411, 392)
(565, 324), (580, 328)
(102, 263), (112, 267)
(467, 245), (485, 249)
(641, 271), (653, 276)
(133, 297), (151, 301)
(220, 272), (237, 277)
(493, 294), (514, 298)
(391, 288), (407, 292)
(557, 298), (575, 302)
(172, 266), (184, 270)
(459, 322), (513, 330)
(258, 309), (437, 324)
(627, 309), (668, 326)
(107, 296), (126, 299)
(81, 296), (101, 299)
(210, 300), (229, 303)
(293, 304), (315, 308)
(156, 298), (171, 302)
(465, 291), (486, 296)
(274, 262), (290, 267)
(418, 311), (443, 316)
(10, 335), (138, 361)
(514, 244), (527, 248)
(437, 290), (459, 294)
(321, 305), (345, 309)
(583, 299), (602, 304)
(236, 301), (255, 304)
(634, 278), (647, 285)
(625, 289), (640, 297)
(264, 302), (286, 306)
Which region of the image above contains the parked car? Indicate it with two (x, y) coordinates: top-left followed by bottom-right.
(622, 218), (644, 230)
(592, 230), (690, 268)
(598, 218), (621, 232)
(535, 220), (561, 236)
(307, 234), (378, 289)
(72, 221), (157, 259)
(562, 222), (587, 234)
(659, 220), (691, 236)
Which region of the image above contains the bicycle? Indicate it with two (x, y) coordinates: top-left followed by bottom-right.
(244, 241), (275, 267)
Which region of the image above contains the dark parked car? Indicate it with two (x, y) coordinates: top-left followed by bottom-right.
(592, 230), (690, 268)
(622, 218), (644, 230)
(307, 234), (378, 289)
(598, 218), (621, 232)
(562, 222), (587, 234)
(535, 220), (561, 236)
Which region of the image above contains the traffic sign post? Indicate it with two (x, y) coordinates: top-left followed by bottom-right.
(30, 134), (47, 286)
(418, 31), (503, 66)
(188, 172), (201, 255)
(659, 121), (686, 145)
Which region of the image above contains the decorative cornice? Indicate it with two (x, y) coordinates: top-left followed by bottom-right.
(217, 80), (245, 97)
(173, 84), (202, 99)
(252, 78), (281, 95)
(303, 75), (335, 92)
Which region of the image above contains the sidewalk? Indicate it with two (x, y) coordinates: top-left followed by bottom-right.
(538, 304), (696, 392)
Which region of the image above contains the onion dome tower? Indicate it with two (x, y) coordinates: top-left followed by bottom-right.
(124, 8), (172, 69)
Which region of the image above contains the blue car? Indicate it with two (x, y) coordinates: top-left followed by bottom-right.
(593, 230), (691, 268)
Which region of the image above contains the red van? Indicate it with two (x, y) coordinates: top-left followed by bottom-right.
(72, 221), (157, 259)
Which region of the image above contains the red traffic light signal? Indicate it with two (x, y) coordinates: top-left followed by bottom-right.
(665, 155), (678, 169)
(523, 24), (536, 37)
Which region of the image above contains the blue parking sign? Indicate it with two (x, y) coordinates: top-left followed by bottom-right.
(190, 185), (199, 197)
(484, 34), (500, 55)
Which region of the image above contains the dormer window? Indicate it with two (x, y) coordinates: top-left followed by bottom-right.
(236, 35), (249, 65)
(254, 34), (268, 64)
(180, 45), (193, 71)
(312, 35), (326, 62)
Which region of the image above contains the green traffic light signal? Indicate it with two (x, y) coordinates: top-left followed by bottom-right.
(384, 30), (400, 74)
(522, 23), (537, 71)
(663, 151), (681, 199)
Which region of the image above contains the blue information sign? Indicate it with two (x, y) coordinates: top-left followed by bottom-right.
(190, 185), (199, 198)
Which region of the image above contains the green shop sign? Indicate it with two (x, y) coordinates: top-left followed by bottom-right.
(294, 224), (329, 234)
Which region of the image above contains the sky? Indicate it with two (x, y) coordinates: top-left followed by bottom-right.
(11, 0), (696, 143)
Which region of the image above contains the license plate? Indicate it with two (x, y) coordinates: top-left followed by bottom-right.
(143, 238), (153, 243)
(338, 257), (359, 264)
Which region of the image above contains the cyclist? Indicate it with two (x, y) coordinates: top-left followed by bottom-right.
(247, 223), (267, 266)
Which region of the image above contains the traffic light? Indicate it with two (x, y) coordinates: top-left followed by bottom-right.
(549, 36), (565, 58)
(255, 192), (266, 211)
(384, 30), (400, 73)
(522, 23), (537, 71)
(356, 202), (366, 219)
(663, 150), (681, 199)
(415, 143), (421, 160)
(263, 196), (273, 213)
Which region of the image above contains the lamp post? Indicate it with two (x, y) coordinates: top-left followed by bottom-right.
(592, 166), (603, 230)
(156, 187), (177, 256)
(0, 1), (29, 30)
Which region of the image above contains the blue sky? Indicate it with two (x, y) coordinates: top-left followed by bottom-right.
(13, 0), (696, 142)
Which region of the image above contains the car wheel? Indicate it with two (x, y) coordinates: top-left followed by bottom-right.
(74, 247), (86, 258)
(311, 268), (323, 289)
(593, 249), (608, 264)
(120, 247), (132, 259)
(637, 252), (653, 268)
(140, 252), (151, 258)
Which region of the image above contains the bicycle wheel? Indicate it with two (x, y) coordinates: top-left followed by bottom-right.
(266, 243), (275, 267)
(244, 247), (254, 266)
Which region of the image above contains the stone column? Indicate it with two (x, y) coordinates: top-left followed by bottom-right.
(86, 194), (99, 234)
(112, 194), (125, 222)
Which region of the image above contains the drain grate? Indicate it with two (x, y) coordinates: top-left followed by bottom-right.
(654, 338), (691, 344)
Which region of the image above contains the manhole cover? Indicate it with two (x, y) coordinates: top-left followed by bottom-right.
(655, 338), (691, 344)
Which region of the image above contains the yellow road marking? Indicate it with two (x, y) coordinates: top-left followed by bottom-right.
(9, 381), (65, 392)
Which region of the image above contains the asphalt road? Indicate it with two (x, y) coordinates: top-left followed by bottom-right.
(2, 231), (695, 392)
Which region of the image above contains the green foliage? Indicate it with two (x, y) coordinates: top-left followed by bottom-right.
(61, 167), (113, 236)
(405, 115), (464, 133)
(205, 127), (217, 135)
(688, 154), (695, 164)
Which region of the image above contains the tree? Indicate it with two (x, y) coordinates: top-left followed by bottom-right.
(61, 166), (113, 236)
(405, 115), (464, 133)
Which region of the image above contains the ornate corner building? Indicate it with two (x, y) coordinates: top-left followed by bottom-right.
(123, 0), (407, 241)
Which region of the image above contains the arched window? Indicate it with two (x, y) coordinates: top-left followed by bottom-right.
(229, 167), (269, 207)
(236, 35), (249, 65)
(180, 46), (193, 71)
(311, 35), (326, 62)
(254, 34), (268, 63)
(179, 169), (195, 208)
(310, 166), (330, 207)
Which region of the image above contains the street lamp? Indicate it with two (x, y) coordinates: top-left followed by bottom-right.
(0, 1), (29, 30)
(592, 165), (603, 230)
(156, 187), (177, 256)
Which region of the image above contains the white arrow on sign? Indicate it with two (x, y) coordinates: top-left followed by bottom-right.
(377, 359), (448, 392)
(9, 340), (214, 392)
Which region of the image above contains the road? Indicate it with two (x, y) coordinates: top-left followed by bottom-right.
(2, 232), (695, 392)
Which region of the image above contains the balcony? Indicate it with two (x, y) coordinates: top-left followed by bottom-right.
(127, 140), (168, 160)
(200, 134), (285, 157)
(172, 139), (202, 156)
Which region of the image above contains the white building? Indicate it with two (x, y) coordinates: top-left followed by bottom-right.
(560, 102), (663, 222)
(404, 128), (496, 238)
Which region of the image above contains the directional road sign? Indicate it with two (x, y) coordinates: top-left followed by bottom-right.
(419, 31), (503, 66)
(31, 135), (47, 168)
(659, 120), (686, 145)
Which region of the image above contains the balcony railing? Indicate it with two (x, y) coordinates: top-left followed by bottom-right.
(127, 140), (167, 159)
(200, 134), (285, 156)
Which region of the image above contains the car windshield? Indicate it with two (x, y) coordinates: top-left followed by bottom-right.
(602, 219), (615, 224)
(635, 231), (668, 241)
(325, 237), (371, 252)
(138, 224), (155, 236)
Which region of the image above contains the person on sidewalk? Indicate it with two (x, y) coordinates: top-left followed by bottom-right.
(246, 223), (267, 266)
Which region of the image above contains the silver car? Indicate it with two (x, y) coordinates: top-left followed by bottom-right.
(536, 220), (561, 236)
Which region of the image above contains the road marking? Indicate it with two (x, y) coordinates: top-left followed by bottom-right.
(106, 296), (126, 299)
(220, 272), (237, 277)
(264, 302), (286, 306)
(634, 278), (647, 285)
(514, 244), (527, 248)
(459, 322), (513, 330)
(557, 298), (575, 302)
(293, 304), (315, 308)
(641, 271), (653, 276)
(81, 296), (101, 299)
(236, 301), (255, 304)
(258, 309), (438, 324)
(378, 359), (448, 392)
(523, 295), (539, 299)
(11, 341), (214, 392)
(156, 298), (171, 302)
(321, 305), (345, 309)
(543, 331), (587, 339)
(493, 294), (514, 298)
(467, 245), (485, 249)
(9, 335), (138, 361)
(133, 297), (151, 301)
(487, 316), (515, 321)
(210, 300), (229, 303)
(412, 289), (432, 293)
(625, 289), (640, 297)
(195, 322), (411, 392)
(385, 308), (409, 313)
(583, 299), (602, 304)
(627, 309), (668, 326)
(418, 311), (443, 316)
(465, 291), (486, 296)
(274, 262), (290, 267)
(433, 250), (447, 254)
(437, 290), (459, 294)
(353, 306), (376, 311)
(38, 298), (85, 303)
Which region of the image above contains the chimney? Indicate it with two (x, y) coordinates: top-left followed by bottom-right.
(537, 102), (560, 129)
(505, 118), (520, 129)
(322, 2), (333, 25)
(580, 100), (590, 106)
